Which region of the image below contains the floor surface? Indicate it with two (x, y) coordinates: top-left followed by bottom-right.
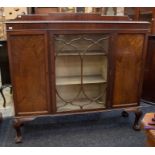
(0, 104), (154, 147)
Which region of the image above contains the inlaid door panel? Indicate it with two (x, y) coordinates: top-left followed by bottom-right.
(112, 34), (145, 107)
(8, 32), (50, 115)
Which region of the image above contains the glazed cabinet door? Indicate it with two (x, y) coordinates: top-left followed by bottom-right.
(8, 31), (51, 116)
(112, 34), (145, 108)
(53, 33), (110, 112)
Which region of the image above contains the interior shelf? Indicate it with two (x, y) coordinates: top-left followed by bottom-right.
(56, 75), (107, 85)
(55, 50), (107, 56)
(56, 52), (107, 56)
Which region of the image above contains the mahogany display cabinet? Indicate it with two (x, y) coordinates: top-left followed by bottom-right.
(125, 8), (155, 104)
(6, 13), (150, 143)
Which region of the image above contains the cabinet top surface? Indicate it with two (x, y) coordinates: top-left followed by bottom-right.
(5, 20), (150, 24)
(5, 14), (150, 32)
(5, 13), (149, 24)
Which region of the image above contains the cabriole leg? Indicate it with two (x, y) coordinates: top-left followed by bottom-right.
(13, 119), (23, 143)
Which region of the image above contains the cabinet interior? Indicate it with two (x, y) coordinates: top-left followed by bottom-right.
(55, 34), (109, 112)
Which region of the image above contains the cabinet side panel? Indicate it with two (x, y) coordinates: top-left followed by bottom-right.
(9, 34), (50, 115)
(112, 34), (144, 107)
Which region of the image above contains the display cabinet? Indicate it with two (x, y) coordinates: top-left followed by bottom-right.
(142, 35), (155, 103)
(6, 13), (149, 143)
(125, 7), (155, 104)
(125, 7), (155, 33)
(138, 8), (155, 104)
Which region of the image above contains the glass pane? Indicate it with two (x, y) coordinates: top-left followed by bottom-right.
(55, 34), (109, 112)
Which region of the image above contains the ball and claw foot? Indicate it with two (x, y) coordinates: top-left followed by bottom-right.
(133, 124), (141, 131)
(121, 111), (129, 117)
(15, 136), (22, 143)
(132, 109), (143, 131)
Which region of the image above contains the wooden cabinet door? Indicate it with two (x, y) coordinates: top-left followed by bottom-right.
(8, 31), (51, 116)
(112, 34), (146, 108)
